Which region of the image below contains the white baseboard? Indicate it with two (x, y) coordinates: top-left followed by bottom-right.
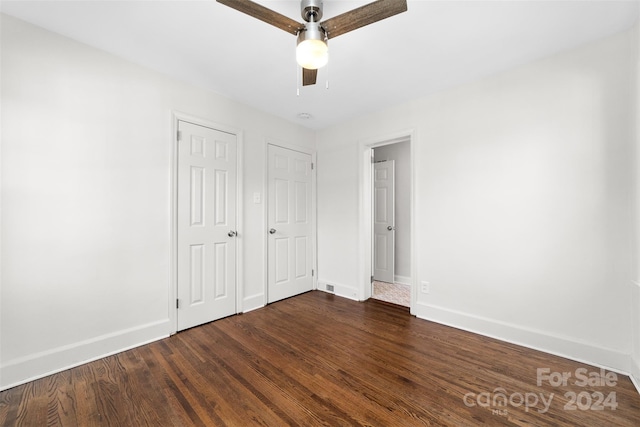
(318, 280), (359, 301)
(0, 319), (170, 391)
(335, 291), (359, 301)
(242, 293), (265, 313)
(414, 301), (631, 376)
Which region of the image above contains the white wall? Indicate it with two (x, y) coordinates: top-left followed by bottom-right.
(316, 142), (361, 299)
(374, 142), (411, 281)
(317, 29), (636, 373)
(632, 20), (640, 389)
(0, 14), (315, 389)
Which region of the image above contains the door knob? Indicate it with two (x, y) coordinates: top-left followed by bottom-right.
(269, 228), (276, 234)
(387, 226), (394, 231)
(228, 230), (237, 237)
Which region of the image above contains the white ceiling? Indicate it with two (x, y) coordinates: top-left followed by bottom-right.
(1, 0), (639, 130)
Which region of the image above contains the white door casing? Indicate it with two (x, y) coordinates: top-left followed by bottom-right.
(373, 160), (395, 283)
(177, 120), (237, 331)
(267, 144), (313, 303)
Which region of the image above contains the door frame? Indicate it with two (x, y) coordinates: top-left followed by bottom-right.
(359, 130), (415, 313)
(170, 111), (244, 334)
(264, 139), (317, 303)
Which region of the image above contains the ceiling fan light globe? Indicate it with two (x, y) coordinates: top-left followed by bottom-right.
(296, 39), (328, 70)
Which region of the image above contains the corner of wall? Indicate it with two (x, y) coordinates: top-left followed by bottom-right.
(630, 352), (640, 394)
(632, 14), (640, 395)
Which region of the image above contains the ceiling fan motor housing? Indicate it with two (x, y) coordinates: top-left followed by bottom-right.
(301, 0), (323, 22)
(298, 21), (327, 45)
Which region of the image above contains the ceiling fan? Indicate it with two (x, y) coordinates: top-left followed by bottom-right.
(217, 0), (408, 86)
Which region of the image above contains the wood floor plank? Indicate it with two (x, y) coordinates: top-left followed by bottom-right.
(181, 328), (313, 426)
(201, 324), (361, 426)
(0, 382), (23, 426)
(1, 290), (639, 426)
(259, 302), (487, 425)
(13, 380), (48, 426)
(44, 368), (77, 427)
(134, 345), (200, 427)
(166, 335), (277, 426)
(226, 308), (434, 424)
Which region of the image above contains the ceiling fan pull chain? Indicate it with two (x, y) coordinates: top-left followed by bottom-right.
(296, 53), (301, 96)
(326, 61), (329, 90)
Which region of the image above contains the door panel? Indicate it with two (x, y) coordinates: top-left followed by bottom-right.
(373, 160), (395, 283)
(275, 179), (289, 223)
(190, 244), (205, 304)
(295, 236), (308, 278)
(268, 145), (313, 303)
(214, 242), (228, 298)
(275, 237), (289, 284)
(177, 121), (237, 331)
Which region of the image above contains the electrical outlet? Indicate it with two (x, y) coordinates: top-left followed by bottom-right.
(421, 281), (430, 294)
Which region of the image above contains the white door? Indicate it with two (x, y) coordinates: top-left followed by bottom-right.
(373, 160), (395, 283)
(267, 145), (313, 303)
(177, 120), (237, 331)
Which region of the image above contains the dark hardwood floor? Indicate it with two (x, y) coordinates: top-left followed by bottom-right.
(1, 291), (639, 426)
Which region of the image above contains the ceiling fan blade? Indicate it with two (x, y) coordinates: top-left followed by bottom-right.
(302, 68), (318, 86)
(321, 0), (407, 39)
(217, 0), (303, 35)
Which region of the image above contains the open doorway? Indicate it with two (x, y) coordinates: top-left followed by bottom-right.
(371, 141), (411, 307)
